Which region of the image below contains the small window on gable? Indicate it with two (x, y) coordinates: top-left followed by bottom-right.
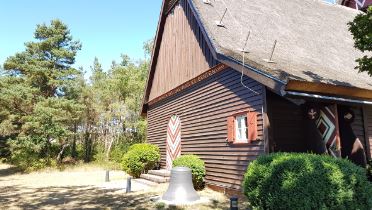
(227, 111), (258, 144)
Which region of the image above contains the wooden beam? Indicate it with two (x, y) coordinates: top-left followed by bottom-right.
(362, 106), (372, 160)
(165, 0), (179, 14)
(286, 80), (372, 101)
(218, 54), (286, 96)
(333, 104), (342, 157)
(262, 87), (270, 154)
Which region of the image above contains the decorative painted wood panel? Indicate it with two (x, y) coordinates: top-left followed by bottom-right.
(148, 0), (217, 101)
(316, 105), (340, 157)
(166, 115), (182, 170)
(147, 68), (264, 190)
(342, 0), (372, 10)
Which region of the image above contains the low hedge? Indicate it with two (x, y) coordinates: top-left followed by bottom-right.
(173, 154), (206, 190)
(243, 153), (372, 210)
(121, 143), (160, 178)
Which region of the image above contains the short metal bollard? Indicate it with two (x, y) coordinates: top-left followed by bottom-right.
(126, 177), (131, 193)
(230, 196), (238, 210)
(105, 170), (110, 182)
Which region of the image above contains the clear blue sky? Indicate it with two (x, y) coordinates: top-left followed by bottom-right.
(0, 0), (162, 78)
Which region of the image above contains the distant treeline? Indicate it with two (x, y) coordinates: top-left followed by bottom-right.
(0, 19), (153, 170)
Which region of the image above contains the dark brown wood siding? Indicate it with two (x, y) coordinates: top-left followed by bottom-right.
(364, 106), (372, 159)
(147, 68), (265, 190)
(149, 0), (218, 101)
(266, 91), (307, 152)
(350, 107), (367, 153)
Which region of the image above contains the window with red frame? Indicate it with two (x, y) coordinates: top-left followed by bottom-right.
(227, 111), (258, 143)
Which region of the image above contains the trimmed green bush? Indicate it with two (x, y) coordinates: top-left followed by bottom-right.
(243, 153), (372, 210)
(121, 143), (160, 178)
(173, 154), (206, 190)
(243, 153), (372, 209)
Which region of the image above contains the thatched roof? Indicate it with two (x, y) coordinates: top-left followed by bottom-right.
(191, 0), (372, 90)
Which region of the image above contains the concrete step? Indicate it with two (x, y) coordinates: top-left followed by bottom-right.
(148, 169), (171, 177)
(140, 173), (170, 183)
(133, 178), (158, 187)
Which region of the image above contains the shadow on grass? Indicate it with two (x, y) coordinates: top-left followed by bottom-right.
(0, 185), (234, 210)
(0, 166), (23, 177)
(0, 185), (159, 209)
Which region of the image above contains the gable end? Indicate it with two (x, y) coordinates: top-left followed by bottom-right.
(146, 0), (218, 104)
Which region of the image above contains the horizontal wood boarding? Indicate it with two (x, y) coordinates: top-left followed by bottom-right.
(149, 0), (218, 101)
(267, 91), (307, 152)
(364, 106), (372, 158)
(147, 68), (265, 190)
(149, 64), (227, 106)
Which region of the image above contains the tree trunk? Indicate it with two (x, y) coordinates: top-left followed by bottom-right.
(57, 144), (69, 164)
(71, 123), (77, 159)
(84, 130), (92, 162)
(105, 136), (115, 161)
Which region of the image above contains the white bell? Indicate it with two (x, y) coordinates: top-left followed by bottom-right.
(162, 167), (200, 204)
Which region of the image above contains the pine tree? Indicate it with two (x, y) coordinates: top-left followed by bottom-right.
(1, 19), (84, 168)
(4, 19), (82, 97)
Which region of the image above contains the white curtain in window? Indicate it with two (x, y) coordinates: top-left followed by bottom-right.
(236, 115), (247, 141)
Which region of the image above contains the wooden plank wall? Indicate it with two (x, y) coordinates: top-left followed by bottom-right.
(266, 91), (307, 152)
(147, 68), (265, 190)
(149, 0), (217, 101)
(364, 106), (372, 159)
(350, 107), (367, 154)
(165, 0), (179, 13)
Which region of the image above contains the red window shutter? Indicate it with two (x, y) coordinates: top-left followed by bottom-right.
(247, 112), (258, 141)
(227, 116), (235, 143)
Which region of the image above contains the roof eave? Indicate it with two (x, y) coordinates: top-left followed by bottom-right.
(285, 80), (372, 101)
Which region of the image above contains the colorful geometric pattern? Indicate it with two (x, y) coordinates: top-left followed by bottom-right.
(356, 0), (367, 9)
(316, 105), (340, 157)
(166, 115), (182, 170)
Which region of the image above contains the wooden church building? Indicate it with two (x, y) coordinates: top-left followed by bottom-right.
(141, 0), (372, 191)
